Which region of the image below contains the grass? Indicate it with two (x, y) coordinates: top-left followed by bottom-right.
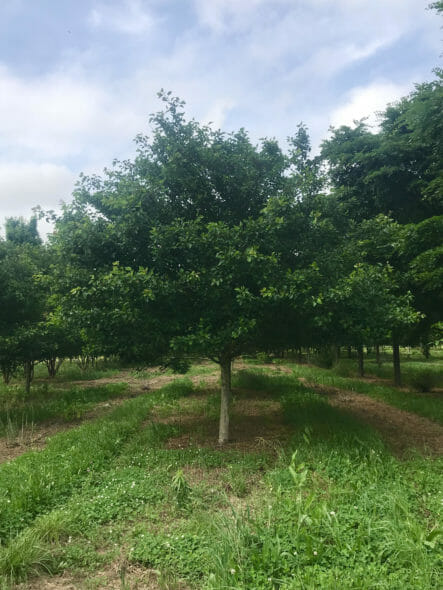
(286, 364), (443, 425)
(0, 382), (129, 436)
(31, 358), (123, 382)
(0, 368), (441, 589)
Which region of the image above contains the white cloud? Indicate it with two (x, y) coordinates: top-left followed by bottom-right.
(193, 0), (270, 33)
(0, 64), (146, 161)
(329, 80), (412, 129)
(0, 162), (75, 215)
(88, 0), (154, 35)
(0, 162), (76, 238)
(0, 0), (439, 231)
(202, 98), (236, 128)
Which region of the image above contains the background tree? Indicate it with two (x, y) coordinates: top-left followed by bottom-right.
(5, 216), (41, 246)
(0, 225), (47, 389)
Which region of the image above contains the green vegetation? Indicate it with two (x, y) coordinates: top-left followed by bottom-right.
(285, 362), (443, 425)
(0, 369), (440, 589)
(0, 5), (441, 586)
(0, 382), (128, 435)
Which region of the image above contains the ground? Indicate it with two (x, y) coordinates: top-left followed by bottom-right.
(1, 356), (442, 589)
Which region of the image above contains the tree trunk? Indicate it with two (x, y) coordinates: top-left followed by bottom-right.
(218, 357), (231, 444)
(347, 346), (352, 359)
(46, 357), (64, 378)
(2, 367), (11, 384)
(336, 346), (341, 360)
(393, 336), (401, 387)
(24, 360), (34, 395)
(357, 345), (364, 377)
(375, 344), (381, 366)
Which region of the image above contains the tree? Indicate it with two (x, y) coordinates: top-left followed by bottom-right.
(321, 73), (443, 224)
(55, 95), (319, 443)
(327, 263), (419, 380)
(0, 234), (47, 390)
(5, 216), (41, 246)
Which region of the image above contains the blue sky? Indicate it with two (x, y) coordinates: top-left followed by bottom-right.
(0, 0), (441, 236)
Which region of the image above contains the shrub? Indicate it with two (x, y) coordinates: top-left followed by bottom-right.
(407, 370), (439, 392)
(312, 348), (336, 369)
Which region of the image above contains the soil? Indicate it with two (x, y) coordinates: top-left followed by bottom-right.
(15, 563), (189, 590)
(161, 389), (293, 453)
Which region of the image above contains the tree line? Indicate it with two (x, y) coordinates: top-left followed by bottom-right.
(1, 69), (442, 442)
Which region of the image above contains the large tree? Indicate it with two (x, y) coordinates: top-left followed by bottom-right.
(321, 72), (443, 224)
(55, 95), (317, 443)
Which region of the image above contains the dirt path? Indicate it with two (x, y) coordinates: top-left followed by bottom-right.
(300, 378), (443, 456)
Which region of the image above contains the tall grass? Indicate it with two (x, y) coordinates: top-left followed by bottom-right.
(0, 383), (129, 434)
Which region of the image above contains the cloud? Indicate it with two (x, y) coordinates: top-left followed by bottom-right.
(201, 99), (236, 129)
(329, 80), (412, 129)
(88, 0), (154, 35)
(0, 162), (76, 238)
(0, 0), (439, 233)
(0, 162), (76, 215)
(0, 64), (147, 161)
(193, 0), (270, 33)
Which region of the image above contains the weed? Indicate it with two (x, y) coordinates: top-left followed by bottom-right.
(171, 469), (192, 509)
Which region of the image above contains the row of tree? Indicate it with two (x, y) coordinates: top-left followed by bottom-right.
(1, 68), (442, 440)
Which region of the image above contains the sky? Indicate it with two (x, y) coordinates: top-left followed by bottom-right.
(0, 0), (441, 237)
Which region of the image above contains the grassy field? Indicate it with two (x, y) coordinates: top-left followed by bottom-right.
(0, 357), (441, 589)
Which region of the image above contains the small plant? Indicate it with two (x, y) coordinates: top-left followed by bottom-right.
(312, 348), (336, 369)
(334, 360), (354, 377)
(407, 369), (439, 392)
(171, 470), (192, 509)
(256, 352), (272, 363)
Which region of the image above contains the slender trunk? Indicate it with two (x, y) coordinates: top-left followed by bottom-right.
(2, 367), (11, 384)
(24, 360), (34, 395)
(46, 357), (56, 378)
(347, 346), (352, 359)
(45, 357), (64, 378)
(375, 344), (381, 366)
(393, 336), (401, 387)
(336, 346), (341, 360)
(218, 357), (231, 444)
(357, 345), (364, 377)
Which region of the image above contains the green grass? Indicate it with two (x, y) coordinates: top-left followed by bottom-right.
(32, 359), (122, 382)
(332, 356), (443, 386)
(0, 382), (129, 435)
(287, 364), (443, 425)
(0, 368), (441, 589)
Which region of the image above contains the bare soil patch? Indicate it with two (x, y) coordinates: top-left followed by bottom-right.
(14, 563), (186, 590)
(300, 379), (443, 456)
(68, 367), (219, 392)
(162, 390), (292, 453)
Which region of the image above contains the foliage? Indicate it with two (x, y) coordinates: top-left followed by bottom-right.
(407, 369), (440, 392)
